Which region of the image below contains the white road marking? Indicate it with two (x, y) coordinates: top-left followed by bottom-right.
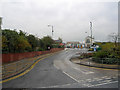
(85, 76), (117, 82)
(79, 80), (85, 82)
(40, 76), (118, 88)
(49, 85), (60, 88)
(85, 72), (94, 74)
(100, 80), (113, 83)
(86, 79), (93, 82)
(62, 71), (79, 83)
(79, 76), (117, 83)
(83, 83), (93, 87)
(112, 76), (117, 78)
(105, 77), (112, 79)
(87, 81), (118, 87)
(40, 83), (78, 88)
(74, 67), (94, 74)
(53, 63), (60, 70)
(60, 83), (72, 87)
(101, 76), (108, 79)
(93, 78), (103, 81)
(85, 78), (103, 82)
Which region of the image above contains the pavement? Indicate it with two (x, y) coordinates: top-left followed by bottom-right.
(2, 48), (119, 88)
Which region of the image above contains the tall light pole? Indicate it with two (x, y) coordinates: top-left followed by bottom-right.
(0, 17), (2, 30)
(48, 24), (54, 37)
(85, 32), (88, 37)
(90, 22), (92, 46)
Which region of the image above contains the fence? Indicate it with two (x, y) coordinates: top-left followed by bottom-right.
(2, 48), (64, 63)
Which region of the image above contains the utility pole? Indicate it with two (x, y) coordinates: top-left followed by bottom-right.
(90, 22), (92, 46)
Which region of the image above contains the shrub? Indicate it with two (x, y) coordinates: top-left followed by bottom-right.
(79, 53), (92, 59)
(92, 57), (119, 64)
(92, 42), (120, 64)
(93, 51), (108, 58)
(38, 48), (45, 51)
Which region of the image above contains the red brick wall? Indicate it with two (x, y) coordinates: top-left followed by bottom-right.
(2, 48), (64, 63)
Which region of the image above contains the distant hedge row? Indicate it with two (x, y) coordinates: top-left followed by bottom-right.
(2, 29), (62, 53)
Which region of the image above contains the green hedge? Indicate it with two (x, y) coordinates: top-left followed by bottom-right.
(92, 57), (119, 64)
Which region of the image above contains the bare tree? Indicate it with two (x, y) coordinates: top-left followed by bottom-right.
(108, 33), (118, 47)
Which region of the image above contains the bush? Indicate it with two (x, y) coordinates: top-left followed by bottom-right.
(79, 53), (92, 59)
(92, 57), (119, 64)
(93, 51), (108, 58)
(38, 48), (45, 51)
(92, 42), (120, 64)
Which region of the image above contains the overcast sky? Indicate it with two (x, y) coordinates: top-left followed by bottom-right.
(1, 0), (118, 42)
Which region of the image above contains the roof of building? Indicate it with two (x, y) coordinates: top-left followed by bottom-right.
(54, 40), (61, 43)
(66, 42), (80, 44)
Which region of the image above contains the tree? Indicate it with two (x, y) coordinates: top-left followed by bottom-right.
(15, 35), (31, 52)
(19, 30), (26, 37)
(2, 29), (32, 53)
(58, 37), (62, 43)
(37, 39), (45, 51)
(2, 35), (8, 53)
(108, 33), (118, 47)
(2, 29), (58, 53)
(42, 36), (54, 50)
(2, 29), (19, 53)
(26, 34), (37, 51)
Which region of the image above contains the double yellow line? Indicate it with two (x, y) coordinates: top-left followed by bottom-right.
(0, 53), (56, 83)
(2, 50), (117, 84)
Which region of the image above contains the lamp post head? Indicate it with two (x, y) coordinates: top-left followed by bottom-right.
(48, 24), (50, 27)
(48, 24), (53, 27)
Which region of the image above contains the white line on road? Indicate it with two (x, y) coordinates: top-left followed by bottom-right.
(87, 81), (118, 87)
(40, 83), (78, 88)
(62, 71), (79, 83)
(101, 76), (109, 79)
(85, 76), (117, 82)
(74, 67), (94, 74)
(53, 62), (60, 70)
(93, 78), (104, 81)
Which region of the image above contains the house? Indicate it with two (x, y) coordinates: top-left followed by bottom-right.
(85, 36), (94, 48)
(54, 39), (65, 47)
(65, 42), (80, 48)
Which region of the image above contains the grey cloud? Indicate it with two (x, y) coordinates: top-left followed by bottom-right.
(1, 0), (118, 42)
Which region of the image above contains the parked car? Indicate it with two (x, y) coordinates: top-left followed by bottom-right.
(88, 45), (99, 51)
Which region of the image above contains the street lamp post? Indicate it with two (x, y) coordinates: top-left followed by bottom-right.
(85, 32), (88, 37)
(0, 17), (2, 30)
(85, 32), (88, 48)
(48, 24), (54, 37)
(90, 22), (92, 46)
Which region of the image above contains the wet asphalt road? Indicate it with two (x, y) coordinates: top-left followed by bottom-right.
(3, 48), (119, 88)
